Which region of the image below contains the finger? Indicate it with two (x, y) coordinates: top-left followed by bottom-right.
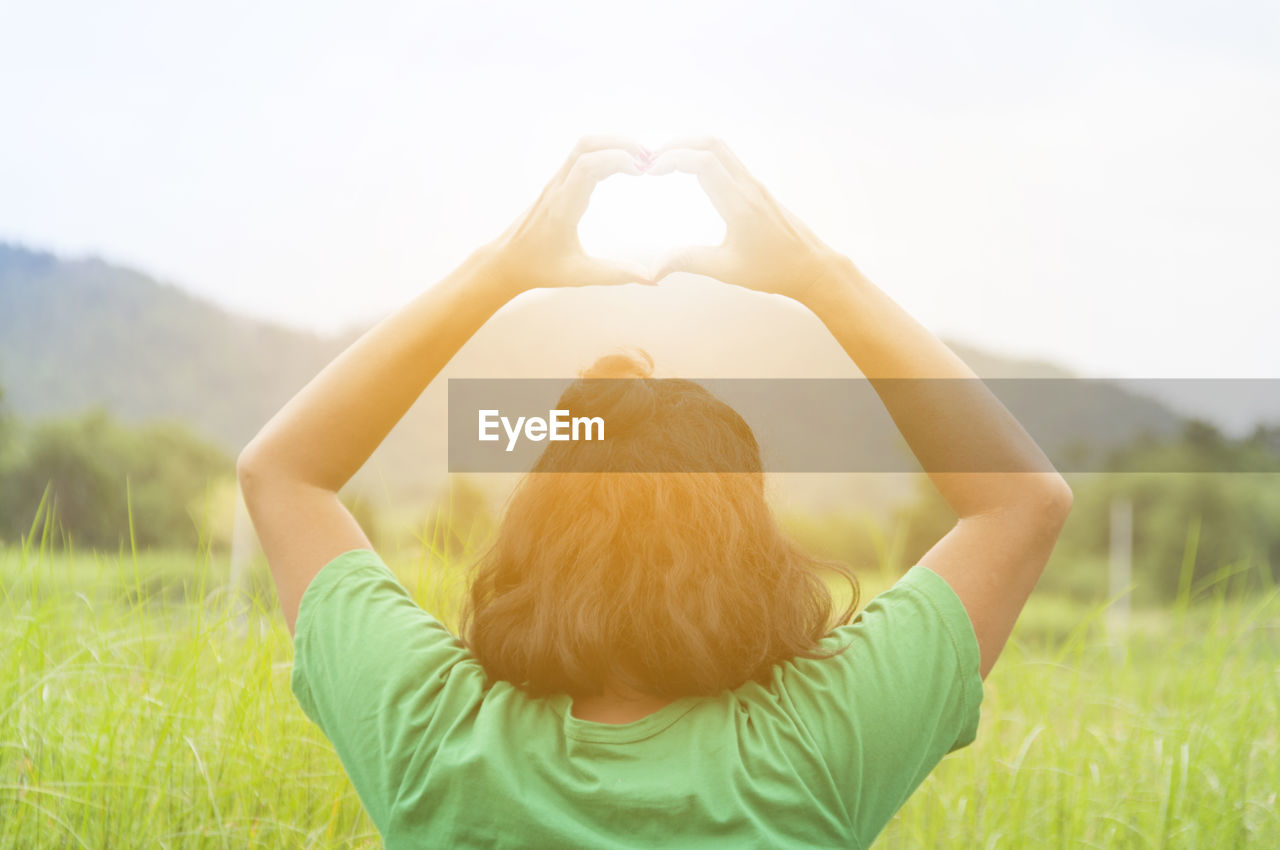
(653, 136), (754, 184)
(652, 245), (732, 282)
(572, 256), (656, 288)
(559, 149), (645, 221)
(556, 135), (649, 180)
(654, 136), (782, 209)
(569, 148), (646, 181)
(645, 149), (744, 220)
(574, 134), (649, 160)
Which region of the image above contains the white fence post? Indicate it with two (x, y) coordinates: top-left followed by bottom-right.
(1108, 495), (1133, 644)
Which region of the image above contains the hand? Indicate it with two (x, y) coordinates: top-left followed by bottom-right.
(484, 135), (656, 297)
(647, 137), (850, 306)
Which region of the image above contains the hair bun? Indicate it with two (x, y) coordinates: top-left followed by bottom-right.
(555, 349), (657, 449)
(545, 347), (763, 474)
(580, 348), (654, 380)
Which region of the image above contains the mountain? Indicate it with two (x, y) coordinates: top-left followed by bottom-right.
(0, 242), (1184, 513)
(0, 243), (344, 448)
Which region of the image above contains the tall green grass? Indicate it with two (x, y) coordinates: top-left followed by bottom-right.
(1, 512), (1276, 847)
(876, 588), (1279, 847)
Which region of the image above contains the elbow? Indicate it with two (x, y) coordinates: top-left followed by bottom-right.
(1027, 473), (1074, 526)
(236, 443), (266, 491)
(1048, 474), (1074, 515)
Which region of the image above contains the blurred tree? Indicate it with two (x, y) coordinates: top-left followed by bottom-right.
(126, 419), (235, 546)
(1021, 420), (1277, 602)
(0, 383), (13, 471)
(889, 418), (1280, 603)
(1060, 448), (1279, 602)
(0, 384), (21, 546)
(0, 407), (232, 550)
(1, 409), (121, 546)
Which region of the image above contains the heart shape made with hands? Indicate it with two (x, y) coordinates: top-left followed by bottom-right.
(576, 170), (726, 276)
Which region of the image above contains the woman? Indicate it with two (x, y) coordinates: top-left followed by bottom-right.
(238, 136), (1073, 848)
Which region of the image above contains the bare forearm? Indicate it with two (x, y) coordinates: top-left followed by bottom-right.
(238, 246), (512, 490)
(234, 139), (653, 634)
(804, 255), (1068, 518)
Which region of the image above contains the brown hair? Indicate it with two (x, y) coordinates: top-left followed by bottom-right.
(461, 349), (859, 699)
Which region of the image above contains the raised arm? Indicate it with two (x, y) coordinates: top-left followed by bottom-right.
(237, 137), (654, 634)
(650, 138), (1072, 679)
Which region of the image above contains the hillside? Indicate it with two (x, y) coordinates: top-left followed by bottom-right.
(0, 243), (343, 449)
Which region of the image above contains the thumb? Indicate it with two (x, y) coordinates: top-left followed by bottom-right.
(574, 257), (656, 288)
(653, 246), (731, 283)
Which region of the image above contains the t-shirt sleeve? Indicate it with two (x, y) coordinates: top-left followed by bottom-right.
(773, 563), (984, 846)
(289, 548), (483, 832)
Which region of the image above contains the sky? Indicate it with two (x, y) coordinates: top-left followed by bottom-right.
(2, 0), (1278, 380)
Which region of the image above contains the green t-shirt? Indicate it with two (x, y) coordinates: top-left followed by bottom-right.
(291, 549), (983, 849)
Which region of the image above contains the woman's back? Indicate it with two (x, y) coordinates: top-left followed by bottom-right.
(291, 549), (983, 849)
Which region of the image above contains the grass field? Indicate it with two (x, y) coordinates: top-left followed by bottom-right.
(1, 535), (1277, 848)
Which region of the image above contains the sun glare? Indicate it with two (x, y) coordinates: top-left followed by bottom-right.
(577, 171), (726, 270)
